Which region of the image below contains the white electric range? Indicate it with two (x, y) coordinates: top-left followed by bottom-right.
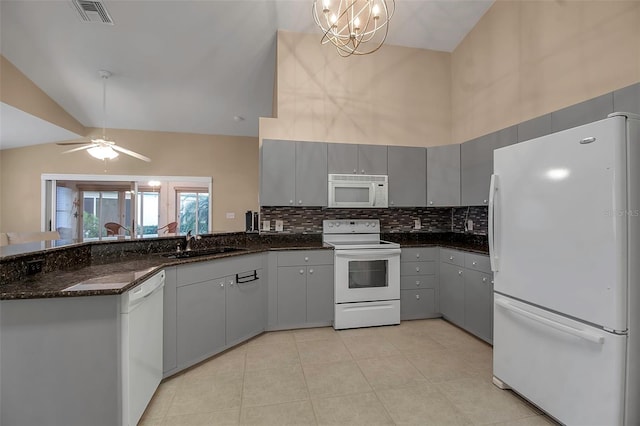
(322, 219), (401, 329)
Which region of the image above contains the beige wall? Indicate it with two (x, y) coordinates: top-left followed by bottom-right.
(260, 31), (451, 147)
(0, 128), (258, 233)
(451, 0), (640, 143)
(0, 55), (86, 136)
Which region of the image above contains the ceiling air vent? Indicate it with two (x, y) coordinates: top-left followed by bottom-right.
(71, 0), (114, 25)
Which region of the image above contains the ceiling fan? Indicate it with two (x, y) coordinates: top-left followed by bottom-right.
(57, 70), (151, 162)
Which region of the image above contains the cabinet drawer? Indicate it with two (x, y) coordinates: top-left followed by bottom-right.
(400, 247), (437, 262)
(400, 275), (437, 290)
(400, 261), (436, 276)
(464, 253), (491, 274)
(400, 289), (437, 320)
(177, 254), (263, 287)
(440, 248), (465, 267)
(277, 250), (334, 267)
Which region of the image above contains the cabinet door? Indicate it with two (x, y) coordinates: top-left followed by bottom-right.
(461, 126), (516, 206)
(613, 83), (640, 115)
(464, 269), (493, 343)
(176, 278), (226, 368)
(328, 143), (358, 174)
(388, 146), (426, 207)
(306, 264), (334, 324)
(295, 142), (328, 206)
(401, 288), (437, 320)
(517, 114), (552, 143)
(163, 266), (177, 375)
(551, 93), (614, 133)
(439, 262), (465, 327)
(427, 144), (460, 207)
(277, 266), (308, 327)
(358, 144), (388, 175)
(261, 139), (295, 206)
(226, 270), (265, 346)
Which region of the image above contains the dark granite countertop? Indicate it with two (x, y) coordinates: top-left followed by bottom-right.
(1, 232), (487, 300)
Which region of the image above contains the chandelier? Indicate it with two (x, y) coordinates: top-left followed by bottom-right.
(312, 0), (394, 57)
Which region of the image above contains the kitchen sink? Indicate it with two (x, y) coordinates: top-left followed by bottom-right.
(161, 246), (247, 259)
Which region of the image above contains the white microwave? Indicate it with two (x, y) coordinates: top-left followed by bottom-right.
(328, 174), (388, 208)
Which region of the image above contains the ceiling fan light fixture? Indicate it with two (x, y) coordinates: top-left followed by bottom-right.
(88, 145), (119, 160)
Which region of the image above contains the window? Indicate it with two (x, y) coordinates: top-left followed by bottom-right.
(82, 189), (131, 239)
(177, 190), (209, 235)
(137, 190), (160, 237)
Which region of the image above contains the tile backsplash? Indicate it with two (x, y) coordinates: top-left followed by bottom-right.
(260, 206), (488, 235)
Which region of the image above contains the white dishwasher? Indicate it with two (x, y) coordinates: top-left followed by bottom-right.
(120, 270), (165, 426)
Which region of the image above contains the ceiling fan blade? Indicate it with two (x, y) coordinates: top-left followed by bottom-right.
(62, 145), (94, 154)
(56, 142), (91, 146)
(111, 145), (151, 162)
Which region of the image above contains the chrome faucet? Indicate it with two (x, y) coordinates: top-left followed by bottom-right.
(184, 230), (201, 251)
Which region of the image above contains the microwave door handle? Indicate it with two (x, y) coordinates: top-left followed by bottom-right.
(370, 183), (376, 206)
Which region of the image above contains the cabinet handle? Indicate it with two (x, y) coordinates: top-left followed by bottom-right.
(361, 170), (365, 174)
(298, 200), (302, 204)
(416, 253), (420, 258)
(482, 277), (487, 283)
(304, 257), (309, 262)
(449, 256), (454, 260)
(472, 261), (477, 266)
(220, 282), (224, 288)
(429, 201), (433, 205)
(483, 199), (488, 204)
(458, 270), (463, 275)
(289, 200), (293, 204)
(415, 267), (420, 272)
(416, 281), (420, 287)
(491, 280), (494, 284)
(299, 269), (304, 274)
(390, 201), (394, 205)
(353, 169), (357, 174)
(416, 294), (420, 300)
(229, 280), (235, 286)
(309, 269), (314, 274)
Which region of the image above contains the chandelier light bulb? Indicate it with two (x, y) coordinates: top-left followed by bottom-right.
(313, 0), (395, 56)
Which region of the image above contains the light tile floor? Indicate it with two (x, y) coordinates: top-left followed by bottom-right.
(140, 319), (558, 425)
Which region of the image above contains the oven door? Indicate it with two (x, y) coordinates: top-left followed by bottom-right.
(334, 248), (401, 303)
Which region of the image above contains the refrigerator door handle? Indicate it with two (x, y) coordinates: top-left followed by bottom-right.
(489, 173), (499, 271)
(495, 298), (604, 344)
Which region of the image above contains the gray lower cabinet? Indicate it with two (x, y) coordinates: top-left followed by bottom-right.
(226, 268), (265, 346)
(461, 126), (517, 206)
(439, 261), (465, 327)
(1, 296), (121, 426)
(176, 277), (226, 370)
(163, 266), (178, 375)
(427, 144), (460, 207)
(174, 254), (265, 372)
(464, 269), (494, 344)
(440, 249), (493, 344)
(399, 247), (439, 320)
(273, 250), (334, 330)
(387, 146), (426, 207)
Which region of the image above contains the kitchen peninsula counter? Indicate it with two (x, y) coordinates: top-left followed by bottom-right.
(1, 231), (487, 300)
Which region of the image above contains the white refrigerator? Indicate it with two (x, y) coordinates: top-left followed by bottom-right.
(490, 113), (640, 425)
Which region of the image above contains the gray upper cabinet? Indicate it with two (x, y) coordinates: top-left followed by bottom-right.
(461, 126), (517, 206)
(551, 93), (614, 133)
(614, 83), (640, 115)
(261, 139), (327, 206)
(387, 146), (426, 207)
(427, 144), (460, 207)
(328, 143), (387, 175)
(261, 139), (296, 206)
(358, 144), (388, 175)
(328, 143), (358, 174)
(517, 114), (552, 142)
(295, 142), (328, 206)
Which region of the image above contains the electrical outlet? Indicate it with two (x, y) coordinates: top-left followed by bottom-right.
(467, 220), (474, 231)
(26, 259), (44, 275)
(275, 220), (284, 232)
(413, 219), (421, 230)
(262, 220), (271, 231)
